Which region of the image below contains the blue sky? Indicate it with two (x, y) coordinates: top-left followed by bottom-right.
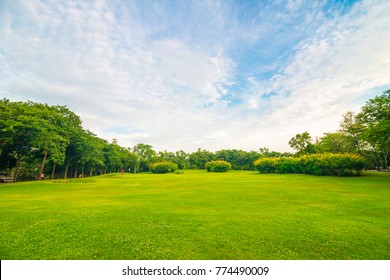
(1, 0), (389, 152)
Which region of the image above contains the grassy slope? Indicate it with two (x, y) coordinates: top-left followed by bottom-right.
(0, 170), (389, 260)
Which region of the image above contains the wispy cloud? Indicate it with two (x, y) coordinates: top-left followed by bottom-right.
(1, 0), (389, 152)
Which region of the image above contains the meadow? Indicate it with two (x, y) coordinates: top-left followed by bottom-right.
(0, 170), (389, 260)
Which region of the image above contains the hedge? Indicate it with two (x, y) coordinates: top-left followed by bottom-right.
(150, 162), (178, 174)
(254, 153), (366, 176)
(205, 160), (232, 172)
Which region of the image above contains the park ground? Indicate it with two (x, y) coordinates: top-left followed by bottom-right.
(0, 170), (389, 260)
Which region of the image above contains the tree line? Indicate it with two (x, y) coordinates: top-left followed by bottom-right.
(0, 90), (388, 181)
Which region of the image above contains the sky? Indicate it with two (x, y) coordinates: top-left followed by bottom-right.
(1, 0), (390, 153)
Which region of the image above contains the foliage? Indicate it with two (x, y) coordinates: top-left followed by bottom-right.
(205, 160), (232, 172)
(253, 157), (280, 173)
(1, 89), (388, 180)
(189, 148), (214, 169)
(288, 132), (317, 155)
(214, 149), (260, 170)
(317, 132), (356, 154)
(356, 90), (390, 170)
(254, 153), (366, 176)
(132, 143), (156, 172)
(150, 161), (178, 174)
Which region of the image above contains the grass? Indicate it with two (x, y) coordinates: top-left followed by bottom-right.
(0, 170), (389, 260)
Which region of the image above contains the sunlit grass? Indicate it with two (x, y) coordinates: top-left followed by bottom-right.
(0, 170), (389, 259)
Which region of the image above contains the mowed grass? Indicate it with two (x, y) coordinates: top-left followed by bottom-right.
(0, 170), (389, 260)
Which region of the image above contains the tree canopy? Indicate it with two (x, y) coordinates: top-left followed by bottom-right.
(1, 90), (388, 180)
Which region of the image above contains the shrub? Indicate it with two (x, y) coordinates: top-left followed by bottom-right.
(150, 162), (178, 174)
(205, 160), (232, 172)
(253, 157), (281, 173)
(254, 153), (366, 176)
(279, 157), (301, 173)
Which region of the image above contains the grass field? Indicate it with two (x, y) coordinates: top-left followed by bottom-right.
(0, 170), (389, 260)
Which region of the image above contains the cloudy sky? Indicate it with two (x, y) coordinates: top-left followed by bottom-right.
(1, 0), (389, 152)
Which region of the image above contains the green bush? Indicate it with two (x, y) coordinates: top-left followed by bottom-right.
(254, 153), (366, 176)
(279, 157), (302, 174)
(253, 158), (280, 173)
(205, 160), (232, 172)
(150, 162), (178, 174)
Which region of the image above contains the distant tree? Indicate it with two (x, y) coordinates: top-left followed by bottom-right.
(356, 90), (390, 169)
(133, 143), (156, 172)
(258, 147), (286, 158)
(0, 99), (36, 181)
(63, 125), (85, 179)
(288, 132), (316, 155)
(40, 105), (82, 179)
(189, 148), (214, 169)
(156, 150), (176, 162)
(289, 132), (312, 151)
(124, 148), (139, 173)
(79, 131), (106, 177)
(339, 111), (365, 154)
(104, 140), (124, 173)
(317, 132), (356, 154)
(174, 150), (189, 169)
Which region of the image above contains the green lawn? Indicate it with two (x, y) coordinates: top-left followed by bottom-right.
(0, 170), (389, 260)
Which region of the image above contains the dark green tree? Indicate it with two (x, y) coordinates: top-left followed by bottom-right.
(189, 148), (214, 169)
(356, 90), (390, 169)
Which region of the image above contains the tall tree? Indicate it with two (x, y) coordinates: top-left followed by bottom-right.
(356, 90), (390, 169)
(79, 130), (106, 177)
(189, 148), (214, 169)
(288, 132), (316, 155)
(174, 150), (189, 170)
(318, 132), (356, 154)
(0, 100), (33, 181)
(133, 143), (156, 172)
(339, 111), (364, 154)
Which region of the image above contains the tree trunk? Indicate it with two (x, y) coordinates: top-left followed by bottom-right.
(38, 150), (48, 180)
(64, 157), (72, 179)
(51, 163), (57, 179)
(89, 168), (93, 177)
(74, 161), (79, 178)
(14, 153), (21, 182)
(81, 163), (84, 178)
(382, 150), (389, 171)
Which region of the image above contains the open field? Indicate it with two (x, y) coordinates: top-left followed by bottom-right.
(0, 170), (389, 260)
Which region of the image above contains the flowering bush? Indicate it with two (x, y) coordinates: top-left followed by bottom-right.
(254, 153), (366, 176)
(205, 160), (232, 172)
(150, 162), (178, 174)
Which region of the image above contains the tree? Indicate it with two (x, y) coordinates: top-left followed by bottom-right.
(189, 148), (214, 169)
(356, 90), (390, 169)
(122, 147), (139, 173)
(132, 143), (156, 172)
(49, 105), (83, 179)
(288, 132), (316, 155)
(105, 140), (124, 173)
(174, 150), (189, 170)
(78, 130), (106, 177)
(63, 125), (85, 179)
(339, 111), (365, 154)
(0, 99), (36, 181)
(318, 132), (356, 154)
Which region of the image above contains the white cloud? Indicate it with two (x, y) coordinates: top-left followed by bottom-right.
(1, 0), (389, 153)
(242, 0), (390, 150)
